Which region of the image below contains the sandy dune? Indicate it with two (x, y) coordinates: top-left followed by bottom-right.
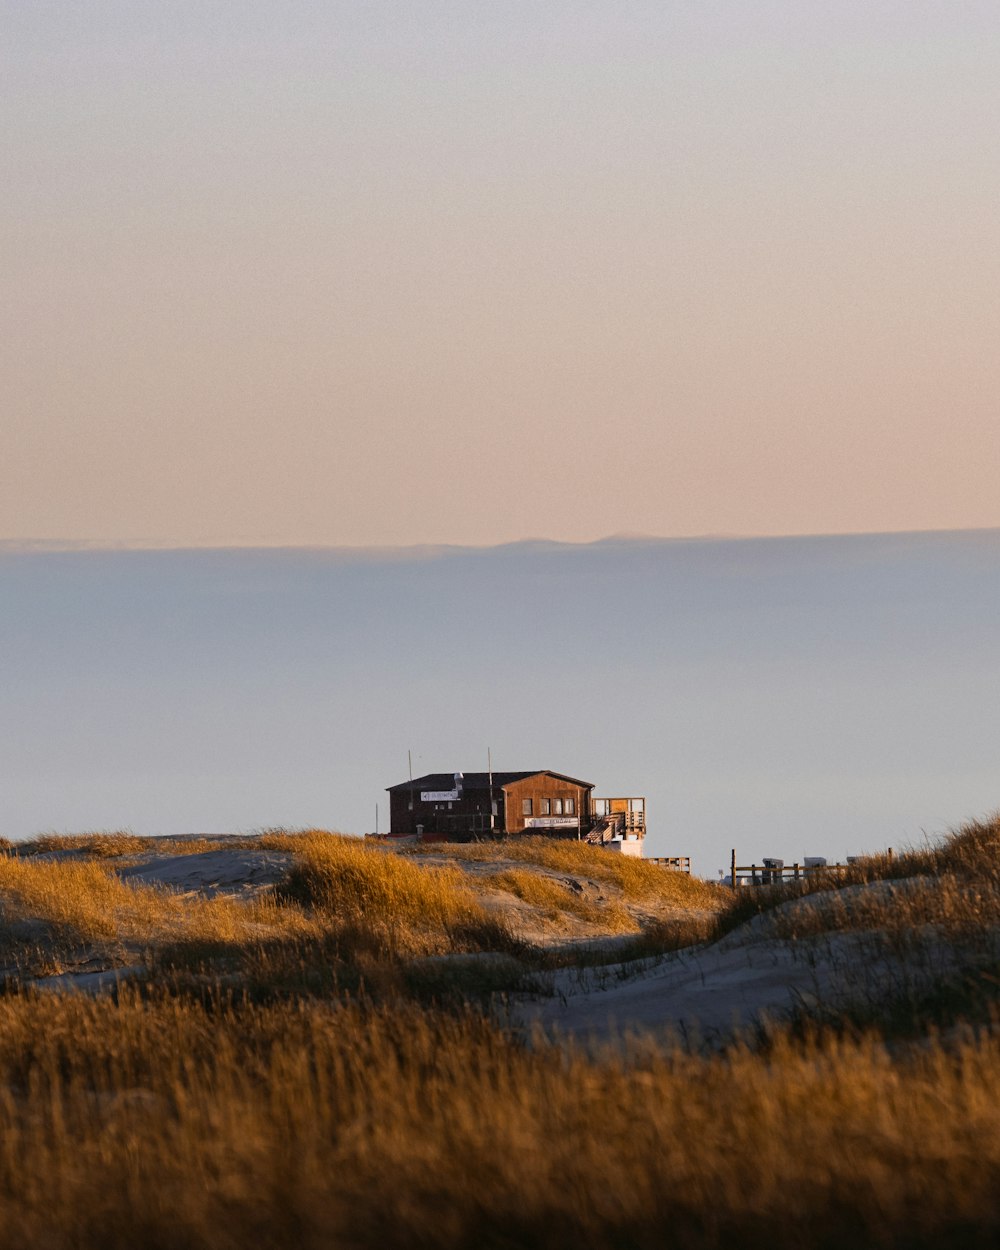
(15, 838), (938, 1038)
(516, 904), (955, 1048)
(515, 937), (837, 1045)
(117, 847), (293, 897)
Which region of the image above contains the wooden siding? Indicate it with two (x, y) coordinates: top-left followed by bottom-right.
(388, 771), (594, 839)
(388, 786), (500, 839)
(502, 774), (592, 836)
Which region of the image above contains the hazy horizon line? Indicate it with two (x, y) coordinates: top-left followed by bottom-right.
(2, 525), (999, 558)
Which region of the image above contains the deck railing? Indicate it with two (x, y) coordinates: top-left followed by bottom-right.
(591, 799), (646, 837)
(650, 855), (691, 873)
(728, 847), (893, 890)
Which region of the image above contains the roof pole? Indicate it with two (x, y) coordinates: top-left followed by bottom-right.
(408, 749), (414, 809)
(488, 747), (494, 833)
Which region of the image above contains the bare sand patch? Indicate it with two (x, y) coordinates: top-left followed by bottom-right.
(117, 847), (294, 897)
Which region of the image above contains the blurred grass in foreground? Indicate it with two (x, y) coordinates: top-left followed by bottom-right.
(4, 821), (1000, 1245)
(1, 989), (1000, 1250)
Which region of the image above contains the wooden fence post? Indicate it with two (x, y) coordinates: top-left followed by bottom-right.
(730, 848), (737, 892)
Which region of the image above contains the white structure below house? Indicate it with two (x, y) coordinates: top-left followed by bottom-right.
(604, 836), (644, 858)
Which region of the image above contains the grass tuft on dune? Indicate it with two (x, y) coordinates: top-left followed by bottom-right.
(417, 836), (720, 905)
(281, 832), (486, 926)
(0, 853), (316, 980)
(15, 832), (148, 858)
(276, 832), (520, 960)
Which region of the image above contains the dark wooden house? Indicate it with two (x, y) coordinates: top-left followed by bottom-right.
(385, 770), (647, 846)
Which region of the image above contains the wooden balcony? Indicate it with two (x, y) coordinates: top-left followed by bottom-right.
(587, 797), (646, 843)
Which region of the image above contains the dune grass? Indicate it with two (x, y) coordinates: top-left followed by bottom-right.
(710, 814), (1000, 940)
(14, 831), (150, 858)
(10, 818), (1000, 997)
(766, 872), (1000, 945)
(2, 829), (708, 1003)
(275, 832), (521, 962)
(0, 832), (525, 996)
(1, 989), (1000, 1249)
(9, 830), (322, 859)
(1, 855), (210, 943)
(417, 836), (721, 905)
(5, 819), (1000, 1243)
(0, 853), (318, 981)
(282, 832), (489, 926)
(487, 867), (637, 930)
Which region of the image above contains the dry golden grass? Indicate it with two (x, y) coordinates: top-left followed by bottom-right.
(417, 837), (721, 906)
(12, 831), (316, 859)
(145, 835), (255, 856)
(17, 831), (149, 858)
(0, 854), (318, 982)
(0, 829), (721, 998)
(5, 818), (1000, 1243)
(149, 831), (322, 856)
(936, 813), (1000, 880)
(276, 832), (519, 961)
(1, 990), (1000, 1249)
(712, 813), (1000, 944)
(768, 871), (1000, 944)
(0, 832), (526, 991)
(282, 832), (486, 926)
(487, 867), (637, 931)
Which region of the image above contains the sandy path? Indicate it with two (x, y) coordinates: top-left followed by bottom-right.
(514, 926), (930, 1048)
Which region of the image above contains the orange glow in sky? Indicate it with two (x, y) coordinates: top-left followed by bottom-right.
(4, 2), (999, 547)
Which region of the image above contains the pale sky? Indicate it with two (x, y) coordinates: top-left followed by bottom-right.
(4, 2), (999, 548)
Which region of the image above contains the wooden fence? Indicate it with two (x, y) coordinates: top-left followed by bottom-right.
(650, 856), (691, 873)
(729, 847), (892, 891)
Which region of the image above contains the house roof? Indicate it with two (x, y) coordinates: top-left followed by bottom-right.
(386, 770), (594, 793)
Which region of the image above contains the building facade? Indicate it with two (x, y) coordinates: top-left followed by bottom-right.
(386, 770), (593, 841)
(385, 769), (647, 847)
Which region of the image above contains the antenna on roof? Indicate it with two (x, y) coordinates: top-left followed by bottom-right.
(488, 747), (494, 833)
(408, 749), (414, 812)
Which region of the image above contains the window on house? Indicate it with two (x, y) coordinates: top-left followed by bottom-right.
(554, 799), (563, 815)
(565, 798), (575, 815)
(540, 799), (551, 815)
(522, 799), (533, 816)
